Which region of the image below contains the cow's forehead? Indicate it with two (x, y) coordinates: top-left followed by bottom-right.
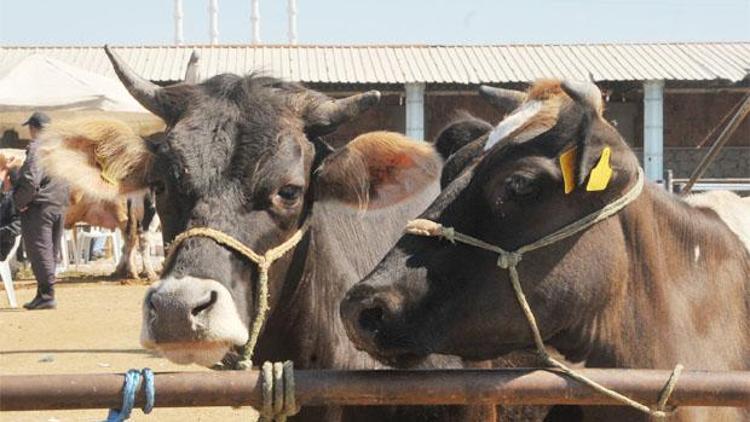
(421, 165), (476, 222)
(426, 133), (562, 225)
(156, 106), (306, 194)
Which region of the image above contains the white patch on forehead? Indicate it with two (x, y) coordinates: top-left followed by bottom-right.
(484, 100), (543, 151)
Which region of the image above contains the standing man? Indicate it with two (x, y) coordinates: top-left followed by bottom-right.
(14, 112), (69, 310)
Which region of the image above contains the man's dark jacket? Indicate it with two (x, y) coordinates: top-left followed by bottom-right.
(13, 140), (69, 211)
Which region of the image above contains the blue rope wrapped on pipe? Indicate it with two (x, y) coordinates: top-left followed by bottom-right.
(106, 368), (155, 422)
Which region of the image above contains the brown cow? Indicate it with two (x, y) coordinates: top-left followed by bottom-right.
(1, 146), (157, 280)
(64, 189), (157, 280)
(7, 51), (200, 280)
(342, 79), (750, 421)
(35, 45), (537, 421)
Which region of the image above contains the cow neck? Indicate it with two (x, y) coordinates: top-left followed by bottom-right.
(164, 217), (311, 370)
(404, 169), (688, 418)
(582, 183), (750, 371)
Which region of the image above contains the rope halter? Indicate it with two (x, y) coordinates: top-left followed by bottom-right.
(406, 168), (683, 418)
(163, 220), (310, 420)
(164, 220), (310, 369)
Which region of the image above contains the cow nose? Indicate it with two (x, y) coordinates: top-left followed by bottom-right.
(141, 277), (249, 351)
(341, 284), (402, 350)
(358, 305), (385, 334)
(147, 286), (219, 320)
(190, 290), (219, 316)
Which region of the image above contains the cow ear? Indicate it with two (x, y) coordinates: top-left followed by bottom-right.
(433, 111), (492, 160)
(315, 131), (441, 209)
(560, 80), (609, 187)
(37, 118), (152, 201)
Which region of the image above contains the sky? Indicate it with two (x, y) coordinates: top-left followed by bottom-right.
(0, 0), (748, 46)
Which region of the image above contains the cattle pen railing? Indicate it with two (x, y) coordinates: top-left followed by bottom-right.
(2, 369), (749, 411)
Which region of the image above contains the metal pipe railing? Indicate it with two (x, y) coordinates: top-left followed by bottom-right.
(2, 369), (749, 411)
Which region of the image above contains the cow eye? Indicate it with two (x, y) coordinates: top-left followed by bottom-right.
(275, 184), (303, 207)
(505, 174), (537, 197)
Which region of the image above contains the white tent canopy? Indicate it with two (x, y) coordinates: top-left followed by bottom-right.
(0, 54), (147, 113)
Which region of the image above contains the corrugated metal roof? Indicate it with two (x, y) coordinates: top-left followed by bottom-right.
(1, 43), (749, 84)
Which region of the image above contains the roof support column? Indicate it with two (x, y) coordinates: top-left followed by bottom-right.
(643, 80), (664, 182)
(250, 0), (261, 44)
(288, 0), (298, 45)
(174, 0), (184, 45)
(208, 0), (219, 45)
(405, 83), (425, 140)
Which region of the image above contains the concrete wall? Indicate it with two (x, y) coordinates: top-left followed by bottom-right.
(421, 90), (749, 179)
(605, 91), (749, 148)
(664, 91), (749, 148)
(325, 88), (748, 179)
(634, 147), (750, 178)
(7, 89), (742, 178)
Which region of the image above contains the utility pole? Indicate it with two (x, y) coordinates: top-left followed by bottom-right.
(208, 0), (219, 45)
(251, 0), (261, 44)
(174, 0), (184, 45)
(288, 0), (297, 45)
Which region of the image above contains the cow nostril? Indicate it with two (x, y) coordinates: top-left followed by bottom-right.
(146, 291), (157, 312)
(358, 306), (384, 334)
(191, 290), (219, 316)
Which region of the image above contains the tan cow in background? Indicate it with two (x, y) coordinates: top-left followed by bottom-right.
(2, 130), (159, 281)
(0, 50), (199, 280)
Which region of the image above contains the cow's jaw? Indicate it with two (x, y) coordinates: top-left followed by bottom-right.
(141, 277), (249, 367)
(144, 341), (234, 366)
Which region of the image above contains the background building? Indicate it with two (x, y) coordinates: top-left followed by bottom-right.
(1, 42), (748, 182)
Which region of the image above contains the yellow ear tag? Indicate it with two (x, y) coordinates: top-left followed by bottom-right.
(559, 147), (577, 195)
(586, 146), (613, 192)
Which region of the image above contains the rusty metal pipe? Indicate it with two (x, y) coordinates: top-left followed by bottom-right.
(2, 369), (749, 411)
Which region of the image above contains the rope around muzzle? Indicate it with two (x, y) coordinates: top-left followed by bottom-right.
(406, 169), (683, 418)
(163, 222), (309, 420)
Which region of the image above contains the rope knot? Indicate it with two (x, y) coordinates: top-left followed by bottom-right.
(105, 368), (155, 422)
(259, 361), (300, 422)
(405, 219), (456, 243)
(497, 252), (522, 269)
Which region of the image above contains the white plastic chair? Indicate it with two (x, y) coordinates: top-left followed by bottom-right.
(56, 229), (77, 273)
(66, 228), (79, 265)
(76, 227), (122, 264)
(1, 235), (21, 308)
(146, 230), (165, 257)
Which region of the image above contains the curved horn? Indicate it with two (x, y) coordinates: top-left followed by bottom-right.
(306, 90), (381, 136)
(478, 85), (527, 112)
(104, 45), (167, 117)
(561, 79), (604, 116)
(183, 50), (200, 84)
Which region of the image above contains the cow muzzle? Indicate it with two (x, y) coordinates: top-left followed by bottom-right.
(141, 277), (249, 366)
(341, 284), (405, 352)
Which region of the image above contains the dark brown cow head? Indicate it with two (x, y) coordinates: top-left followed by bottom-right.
(341, 79), (642, 366)
(43, 47), (441, 367)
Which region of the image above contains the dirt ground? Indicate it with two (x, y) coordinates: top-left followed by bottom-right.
(1, 276), (258, 421)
